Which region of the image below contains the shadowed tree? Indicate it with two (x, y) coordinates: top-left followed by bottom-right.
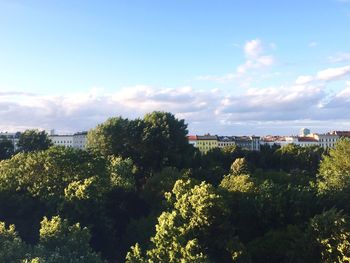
(17, 130), (52, 153)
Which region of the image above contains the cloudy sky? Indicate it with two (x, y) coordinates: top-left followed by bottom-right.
(1, 0), (350, 135)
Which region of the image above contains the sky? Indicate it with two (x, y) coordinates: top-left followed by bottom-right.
(1, 0), (350, 135)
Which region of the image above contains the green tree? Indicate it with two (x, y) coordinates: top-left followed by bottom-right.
(141, 167), (183, 211)
(87, 112), (193, 172)
(305, 208), (350, 262)
(247, 225), (305, 263)
(220, 174), (256, 193)
(138, 111), (193, 171)
(0, 137), (14, 160)
(317, 138), (350, 193)
(87, 117), (137, 157)
(17, 130), (52, 153)
(230, 158), (249, 176)
(0, 147), (110, 204)
(34, 216), (106, 263)
(107, 156), (136, 191)
(127, 179), (245, 262)
(0, 221), (28, 262)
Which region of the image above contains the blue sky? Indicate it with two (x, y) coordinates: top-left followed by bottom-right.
(1, 0), (350, 135)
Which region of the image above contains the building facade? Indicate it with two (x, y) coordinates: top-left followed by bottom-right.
(49, 131), (88, 149)
(0, 132), (20, 150)
(196, 135), (218, 153)
(261, 129), (343, 149)
(188, 134), (261, 153)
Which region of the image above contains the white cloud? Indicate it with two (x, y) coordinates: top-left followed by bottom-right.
(236, 55), (275, 75)
(244, 39), (263, 57)
(308, 41), (318, 48)
(196, 73), (235, 82)
(316, 65), (350, 81)
(295, 75), (314, 85)
(2, 80), (350, 135)
(294, 65), (350, 85)
(328, 52), (350, 63)
(197, 39), (275, 83)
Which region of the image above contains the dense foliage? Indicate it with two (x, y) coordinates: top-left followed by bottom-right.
(0, 111), (349, 262)
(17, 130), (53, 153)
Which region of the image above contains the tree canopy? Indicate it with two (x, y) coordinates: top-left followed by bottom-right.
(86, 112), (193, 172)
(17, 130), (52, 153)
(0, 112), (349, 262)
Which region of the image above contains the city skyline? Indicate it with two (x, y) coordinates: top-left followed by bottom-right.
(1, 0), (350, 134)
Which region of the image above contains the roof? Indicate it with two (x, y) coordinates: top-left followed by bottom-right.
(332, 131), (350, 137)
(197, 135), (218, 140)
(218, 136), (235, 142)
(298, 137), (318, 142)
(187, 135), (197, 141)
(74, 131), (88, 135)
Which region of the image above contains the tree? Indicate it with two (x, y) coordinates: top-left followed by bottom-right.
(141, 167), (183, 211)
(17, 130), (52, 153)
(34, 216), (106, 263)
(230, 158), (249, 176)
(107, 156), (136, 191)
(0, 221), (28, 262)
(126, 179), (245, 262)
(87, 117), (136, 157)
(317, 138), (350, 194)
(305, 208), (350, 262)
(87, 112), (193, 173)
(0, 146), (110, 204)
(220, 174), (256, 193)
(0, 137), (14, 160)
(141, 112), (191, 171)
(0, 216), (106, 263)
(247, 225), (305, 263)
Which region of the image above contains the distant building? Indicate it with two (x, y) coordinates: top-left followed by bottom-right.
(0, 132), (21, 150)
(187, 134), (260, 153)
(235, 136), (260, 151)
(296, 136), (319, 147)
(299, 128), (311, 137)
(217, 136), (235, 148)
(330, 131), (350, 138)
(309, 133), (339, 149)
(196, 134), (218, 153)
(187, 135), (197, 147)
(261, 129), (341, 149)
(49, 131), (88, 150)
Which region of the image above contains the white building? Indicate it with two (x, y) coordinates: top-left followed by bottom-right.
(73, 132), (87, 149)
(299, 128), (311, 137)
(217, 136), (236, 148)
(49, 130), (88, 149)
(261, 129), (340, 149)
(309, 133), (339, 149)
(0, 132), (20, 150)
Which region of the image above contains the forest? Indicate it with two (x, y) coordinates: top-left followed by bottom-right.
(0, 111), (350, 263)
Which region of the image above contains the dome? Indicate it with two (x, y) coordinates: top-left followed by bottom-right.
(300, 128), (311, 137)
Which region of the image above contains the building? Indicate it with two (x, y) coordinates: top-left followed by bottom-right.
(187, 135), (197, 147)
(330, 131), (350, 138)
(0, 132), (20, 150)
(299, 128), (311, 137)
(234, 136), (260, 151)
(309, 133), (339, 149)
(261, 129), (340, 149)
(73, 132), (87, 149)
(296, 136), (319, 147)
(49, 130), (88, 149)
(188, 134), (261, 153)
(196, 134), (218, 153)
(217, 136), (235, 148)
